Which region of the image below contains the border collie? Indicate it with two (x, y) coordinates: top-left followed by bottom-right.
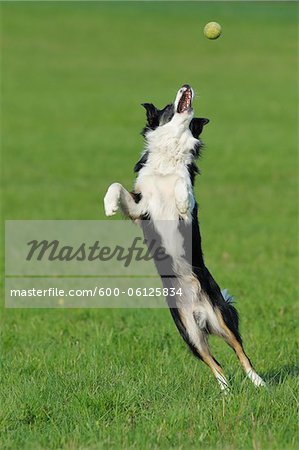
(104, 84), (265, 391)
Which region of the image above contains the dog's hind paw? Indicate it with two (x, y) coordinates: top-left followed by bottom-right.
(216, 372), (230, 393)
(246, 369), (266, 387)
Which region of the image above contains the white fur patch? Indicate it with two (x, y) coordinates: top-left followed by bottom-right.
(135, 109), (198, 224)
(142, 113), (198, 176)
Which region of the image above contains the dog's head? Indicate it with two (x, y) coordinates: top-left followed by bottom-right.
(141, 84), (209, 139)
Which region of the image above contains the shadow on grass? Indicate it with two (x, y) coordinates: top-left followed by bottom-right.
(263, 365), (299, 385)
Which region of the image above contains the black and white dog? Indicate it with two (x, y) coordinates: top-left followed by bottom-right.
(104, 84), (265, 391)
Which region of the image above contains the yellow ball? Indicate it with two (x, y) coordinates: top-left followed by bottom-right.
(204, 22), (222, 40)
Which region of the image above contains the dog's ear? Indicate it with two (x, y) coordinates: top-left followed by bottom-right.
(141, 103), (159, 127)
(189, 117), (210, 138)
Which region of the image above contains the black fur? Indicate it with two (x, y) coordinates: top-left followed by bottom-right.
(134, 152), (148, 173)
(187, 163), (199, 186)
(141, 103), (175, 136)
(189, 117), (210, 139)
(130, 192), (142, 203)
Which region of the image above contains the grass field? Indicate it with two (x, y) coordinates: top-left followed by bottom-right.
(1, 2), (298, 449)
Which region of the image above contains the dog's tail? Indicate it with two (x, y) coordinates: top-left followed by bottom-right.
(221, 288), (234, 304)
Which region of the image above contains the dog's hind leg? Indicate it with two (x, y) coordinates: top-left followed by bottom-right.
(199, 345), (230, 392)
(171, 308), (229, 392)
(215, 306), (266, 387)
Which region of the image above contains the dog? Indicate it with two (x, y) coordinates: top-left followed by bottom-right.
(104, 84), (265, 391)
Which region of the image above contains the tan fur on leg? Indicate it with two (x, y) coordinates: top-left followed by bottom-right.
(215, 310), (265, 387)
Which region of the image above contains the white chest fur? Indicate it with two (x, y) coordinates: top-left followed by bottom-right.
(135, 115), (198, 221)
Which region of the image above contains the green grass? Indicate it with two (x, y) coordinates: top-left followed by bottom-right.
(1, 1), (298, 449)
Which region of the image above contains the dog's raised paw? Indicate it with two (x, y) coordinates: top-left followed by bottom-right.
(104, 200), (118, 216)
(104, 183), (121, 216)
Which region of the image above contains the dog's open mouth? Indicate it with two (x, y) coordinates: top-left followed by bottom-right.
(177, 87), (193, 113)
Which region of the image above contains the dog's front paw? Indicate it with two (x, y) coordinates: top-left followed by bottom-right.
(176, 199), (189, 215)
(174, 179), (193, 220)
(104, 183), (121, 216)
(175, 180), (188, 210)
(176, 200), (191, 222)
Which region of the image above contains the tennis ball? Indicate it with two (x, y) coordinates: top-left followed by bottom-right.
(204, 22), (222, 40)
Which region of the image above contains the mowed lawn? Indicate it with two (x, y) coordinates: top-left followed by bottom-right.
(1, 2), (298, 449)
